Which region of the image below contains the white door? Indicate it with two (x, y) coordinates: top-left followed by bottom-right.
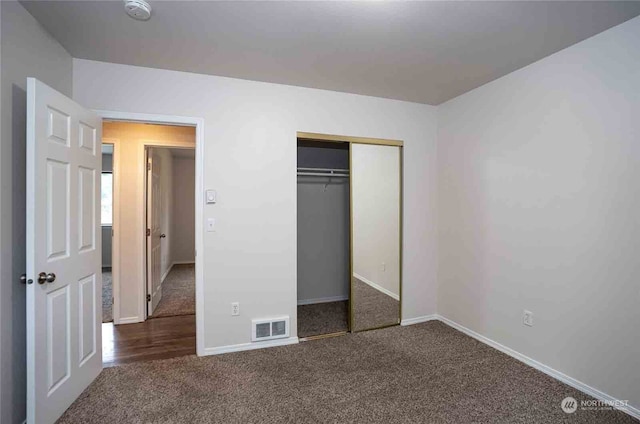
(146, 149), (163, 315)
(26, 78), (102, 424)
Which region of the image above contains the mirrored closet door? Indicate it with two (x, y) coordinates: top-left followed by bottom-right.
(351, 143), (401, 331)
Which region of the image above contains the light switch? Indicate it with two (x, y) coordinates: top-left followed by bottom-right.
(206, 218), (215, 232)
(205, 190), (217, 204)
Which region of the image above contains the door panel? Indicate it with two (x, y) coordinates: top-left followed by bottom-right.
(46, 286), (70, 392)
(27, 78), (102, 424)
(78, 167), (96, 252)
(46, 159), (70, 259)
(78, 274), (97, 366)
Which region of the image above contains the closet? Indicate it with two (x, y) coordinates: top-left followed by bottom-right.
(297, 133), (402, 339)
(297, 140), (350, 338)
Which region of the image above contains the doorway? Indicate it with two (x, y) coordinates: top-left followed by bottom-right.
(145, 146), (196, 320)
(99, 119), (200, 366)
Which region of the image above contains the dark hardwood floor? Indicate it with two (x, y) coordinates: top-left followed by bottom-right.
(102, 314), (196, 367)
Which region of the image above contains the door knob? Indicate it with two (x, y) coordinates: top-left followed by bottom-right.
(160, 233), (166, 238)
(20, 274), (33, 285)
(37, 272), (56, 284)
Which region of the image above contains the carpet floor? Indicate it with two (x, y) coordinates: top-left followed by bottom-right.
(297, 301), (348, 338)
(58, 321), (636, 424)
(151, 264), (195, 319)
(102, 271), (112, 323)
(352, 277), (399, 331)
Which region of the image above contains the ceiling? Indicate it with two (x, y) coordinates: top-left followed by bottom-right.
(21, 1), (640, 105)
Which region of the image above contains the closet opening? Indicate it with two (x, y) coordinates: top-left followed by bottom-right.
(297, 139), (350, 340)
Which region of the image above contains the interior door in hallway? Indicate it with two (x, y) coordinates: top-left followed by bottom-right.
(26, 78), (103, 424)
(146, 148), (163, 316)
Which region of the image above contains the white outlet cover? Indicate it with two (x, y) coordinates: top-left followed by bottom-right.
(523, 310), (533, 327)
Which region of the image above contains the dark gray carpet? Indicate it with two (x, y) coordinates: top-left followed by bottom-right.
(151, 264), (195, 319)
(298, 301), (348, 338)
(58, 321), (637, 424)
(352, 277), (399, 331)
(102, 271), (112, 323)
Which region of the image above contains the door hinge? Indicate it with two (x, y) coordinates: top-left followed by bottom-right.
(147, 162), (151, 171)
(147, 294), (151, 302)
(112, 297), (115, 305)
(146, 228), (151, 236)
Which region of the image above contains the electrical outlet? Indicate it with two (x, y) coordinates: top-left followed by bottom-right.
(231, 302), (240, 316)
(381, 262), (386, 272)
(523, 310), (533, 327)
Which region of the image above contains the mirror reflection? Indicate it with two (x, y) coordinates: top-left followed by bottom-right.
(351, 143), (401, 331)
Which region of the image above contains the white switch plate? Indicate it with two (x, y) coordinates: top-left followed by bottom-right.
(205, 189), (217, 204)
(206, 218), (215, 232)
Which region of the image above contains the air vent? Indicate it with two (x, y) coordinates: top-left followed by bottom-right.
(256, 323), (270, 339)
(252, 317), (289, 342)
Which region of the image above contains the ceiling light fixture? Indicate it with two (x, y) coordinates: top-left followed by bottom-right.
(124, 0), (152, 21)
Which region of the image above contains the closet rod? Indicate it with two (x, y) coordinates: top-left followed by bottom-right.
(297, 167), (349, 173)
(297, 172), (349, 178)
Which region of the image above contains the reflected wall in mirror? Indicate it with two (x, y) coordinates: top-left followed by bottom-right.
(351, 143), (401, 331)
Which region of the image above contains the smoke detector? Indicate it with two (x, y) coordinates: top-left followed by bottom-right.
(124, 0), (152, 21)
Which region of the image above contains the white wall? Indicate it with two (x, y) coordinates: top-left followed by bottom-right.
(352, 144), (400, 298)
(74, 59), (439, 350)
(102, 122), (195, 323)
(438, 16), (640, 412)
(0, 2), (73, 422)
(171, 156), (196, 264)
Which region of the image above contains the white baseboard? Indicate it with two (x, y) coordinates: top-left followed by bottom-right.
(202, 337), (299, 356)
(400, 314), (438, 326)
(437, 315), (640, 420)
(297, 295), (348, 306)
(353, 273), (399, 301)
(116, 316), (142, 325)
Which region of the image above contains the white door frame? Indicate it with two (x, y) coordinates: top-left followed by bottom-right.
(95, 110), (205, 356)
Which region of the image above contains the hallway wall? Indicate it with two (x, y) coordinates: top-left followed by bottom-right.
(171, 156), (196, 264)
